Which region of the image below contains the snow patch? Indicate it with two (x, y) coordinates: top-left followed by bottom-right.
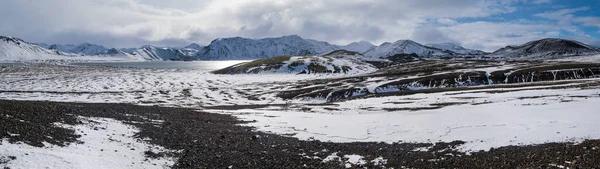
(0, 117), (174, 169)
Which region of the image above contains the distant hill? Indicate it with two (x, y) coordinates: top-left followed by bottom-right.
(425, 43), (485, 55)
(488, 38), (600, 59)
(213, 51), (377, 74)
(364, 40), (454, 58)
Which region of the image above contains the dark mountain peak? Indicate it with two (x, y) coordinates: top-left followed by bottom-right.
(491, 38), (600, 59)
(106, 48), (122, 55)
(379, 42), (392, 46)
(280, 34), (302, 39)
(0, 36), (27, 45)
(323, 49), (362, 56)
(184, 43), (202, 49)
(426, 43), (486, 55)
(392, 39), (418, 45)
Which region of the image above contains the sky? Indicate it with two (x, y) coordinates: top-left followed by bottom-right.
(0, 0), (599, 52)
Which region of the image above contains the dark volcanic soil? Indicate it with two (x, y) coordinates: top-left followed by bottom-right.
(1, 100), (600, 168)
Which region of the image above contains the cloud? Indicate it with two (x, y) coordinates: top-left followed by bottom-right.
(0, 0), (597, 51)
(0, 0), (525, 48)
(411, 27), (458, 45)
(531, 6), (600, 46)
(436, 18), (458, 25)
(431, 21), (562, 52)
(534, 7), (590, 21)
(532, 0), (552, 4)
(533, 7), (600, 29)
(576, 17), (600, 28)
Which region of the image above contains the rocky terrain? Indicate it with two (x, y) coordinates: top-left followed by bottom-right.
(1, 100), (599, 169)
(273, 60), (600, 102)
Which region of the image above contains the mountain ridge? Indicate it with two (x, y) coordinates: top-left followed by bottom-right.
(364, 40), (454, 58)
(3, 35), (600, 61)
(195, 35), (339, 60)
(0, 36), (141, 61)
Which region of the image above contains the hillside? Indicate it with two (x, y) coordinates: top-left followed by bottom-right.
(212, 53), (377, 74)
(47, 43), (109, 56)
(130, 46), (193, 61)
(0, 36), (71, 61)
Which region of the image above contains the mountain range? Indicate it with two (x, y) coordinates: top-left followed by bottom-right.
(1, 34), (599, 61)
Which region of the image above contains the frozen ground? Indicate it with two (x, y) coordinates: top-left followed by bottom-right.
(0, 65), (358, 107)
(219, 84), (600, 151)
(1, 64), (600, 153)
(0, 116), (173, 169)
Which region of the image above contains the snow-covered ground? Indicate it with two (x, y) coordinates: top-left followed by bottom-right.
(2, 64), (600, 155)
(0, 65), (347, 107)
(0, 117), (174, 169)
(220, 85), (600, 151)
(556, 54), (600, 62)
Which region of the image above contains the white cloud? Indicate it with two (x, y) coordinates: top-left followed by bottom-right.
(420, 21), (562, 52)
(0, 0), (597, 51)
(436, 18), (458, 25)
(531, 7), (600, 46)
(534, 7), (590, 21)
(576, 17), (600, 28)
(0, 0), (525, 48)
(533, 7), (600, 29)
(532, 0), (552, 4)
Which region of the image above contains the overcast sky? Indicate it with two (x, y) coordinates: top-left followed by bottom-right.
(1, 0), (599, 52)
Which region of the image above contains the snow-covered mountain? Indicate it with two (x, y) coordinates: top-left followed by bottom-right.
(0, 36), (69, 60)
(341, 41), (375, 53)
(425, 43), (485, 55)
(489, 38), (600, 59)
(9, 34), (600, 62)
(131, 45), (193, 61)
(47, 43), (109, 56)
(195, 35), (339, 60)
(364, 40), (453, 58)
(33, 43), (51, 49)
(119, 48), (138, 53)
(0, 36), (149, 61)
(179, 43), (203, 56)
(184, 43), (203, 50)
(35, 41), (203, 61)
(213, 53), (377, 74)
